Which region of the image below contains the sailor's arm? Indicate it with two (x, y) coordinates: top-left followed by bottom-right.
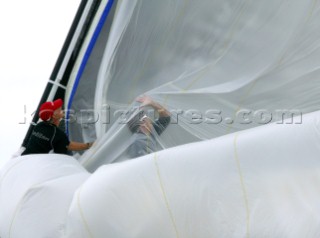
(137, 95), (171, 117)
(67, 141), (93, 151)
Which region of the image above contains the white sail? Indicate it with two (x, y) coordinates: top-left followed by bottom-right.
(1, 0), (320, 237)
(1, 112), (320, 237)
(64, 111), (320, 238)
(75, 0), (320, 170)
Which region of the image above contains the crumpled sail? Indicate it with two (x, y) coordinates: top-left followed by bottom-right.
(1, 0), (320, 237)
(68, 0), (320, 171)
(1, 112), (320, 237)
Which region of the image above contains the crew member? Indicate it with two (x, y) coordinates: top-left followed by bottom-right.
(22, 98), (93, 155)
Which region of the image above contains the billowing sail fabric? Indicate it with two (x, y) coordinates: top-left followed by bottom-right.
(64, 111), (320, 238)
(71, 0), (320, 170)
(2, 0), (320, 237)
(1, 111), (320, 237)
(0, 154), (90, 238)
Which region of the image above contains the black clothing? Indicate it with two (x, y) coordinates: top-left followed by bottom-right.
(127, 116), (170, 158)
(153, 116), (171, 135)
(22, 121), (70, 155)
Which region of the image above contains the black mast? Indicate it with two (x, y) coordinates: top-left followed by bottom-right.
(22, 0), (102, 147)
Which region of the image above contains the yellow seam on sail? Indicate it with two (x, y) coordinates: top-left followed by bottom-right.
(153, 153), (180, 238)
(233, 134), (250, 238)
(77, 186), (94, 238)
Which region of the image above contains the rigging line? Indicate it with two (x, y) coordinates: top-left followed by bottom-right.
(77, 186), (95, 238)
(153, 153), (180, 238)
(233, 133), (250, 238)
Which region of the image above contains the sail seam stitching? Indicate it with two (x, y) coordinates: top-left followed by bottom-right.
(77, 186), (94, 238)
(153, 153), (180, 238)
(233, 133), (250, 238)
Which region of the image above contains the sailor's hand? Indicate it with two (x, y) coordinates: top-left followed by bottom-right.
(136, 95), (153, 107)
(86, 142), (94, 149)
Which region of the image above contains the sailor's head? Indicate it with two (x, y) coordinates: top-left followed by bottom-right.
(39, 98), (64, 121)
(128, 110), (153, 134)
(139, 114), (153, 134)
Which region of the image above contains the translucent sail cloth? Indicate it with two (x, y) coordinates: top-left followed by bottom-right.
(68, 0), (320, 171)
(1, 111), (320, 237)
(2, 0), (320, 236)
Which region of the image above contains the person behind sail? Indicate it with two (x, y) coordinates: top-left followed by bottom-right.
(22, 98), (93, 156)
(126, 95), (171, 158)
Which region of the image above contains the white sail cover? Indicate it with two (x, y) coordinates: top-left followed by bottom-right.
(0, 155), (89, 237)
(1, 0), (320, 237)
